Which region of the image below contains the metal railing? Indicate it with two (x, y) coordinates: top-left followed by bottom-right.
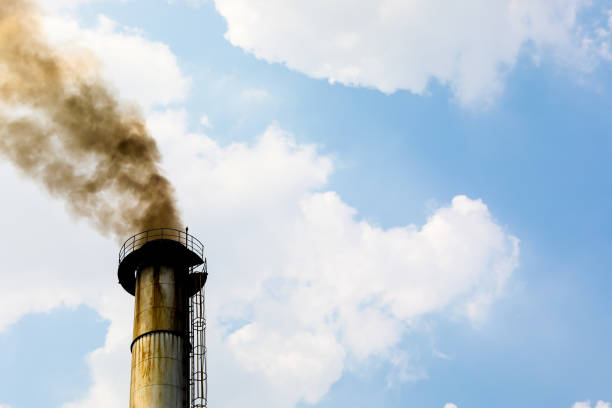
(118, 228), (205, 264)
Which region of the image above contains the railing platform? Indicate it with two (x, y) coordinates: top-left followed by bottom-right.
(117, 228), (205, 295)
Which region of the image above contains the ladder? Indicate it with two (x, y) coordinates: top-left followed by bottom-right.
(189, 260), (208, 408)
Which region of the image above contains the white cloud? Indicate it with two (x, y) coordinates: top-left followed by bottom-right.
(141, 109), (520, 407)
(0, 162), (132, 408)
(214, 0), (610, 106)
(41, 14), (190, 109)
(36, 0), (106, 11)
(444, 404), (458, 408)
(228, 323), (345, 404)
(0, 7), (519, 405)
(0, 404), (12, 408)
(574, 401), (611, 408)
(0, 111), (519, 408)
(200, 113), (213, 128)
(0, 4), (520, 406)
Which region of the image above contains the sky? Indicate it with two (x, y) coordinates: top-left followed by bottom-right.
(0, 1), (611, 407)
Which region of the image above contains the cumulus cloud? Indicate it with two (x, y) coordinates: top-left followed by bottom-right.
(0, 161), (132, 406)
(444, 404), (458, 408)
(573, 401), (611, 408)
(143, 110), (519, 407)
(0, 5), (519, 408)
(228, 324), (345, 404)
(0, 109), (519, 408)
(42, 13), (190, 108)
(214, 0), (611, 105)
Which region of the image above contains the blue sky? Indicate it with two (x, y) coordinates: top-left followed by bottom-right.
(0, 1), (611, 408)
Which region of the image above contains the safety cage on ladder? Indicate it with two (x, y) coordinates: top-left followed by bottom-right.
(189, 259), (208, 408)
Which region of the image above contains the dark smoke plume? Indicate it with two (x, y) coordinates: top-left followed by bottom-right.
(0, 0), (182, 239)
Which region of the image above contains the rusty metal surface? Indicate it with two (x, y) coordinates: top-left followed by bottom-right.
(133, 265), (188, 339)
(130, 263), (189, 408)
(130, 331), (188, 408)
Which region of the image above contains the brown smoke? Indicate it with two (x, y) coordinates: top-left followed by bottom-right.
(0, 0), (182, 239)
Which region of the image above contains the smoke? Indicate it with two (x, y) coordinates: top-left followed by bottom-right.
(0, 0), (182, 239)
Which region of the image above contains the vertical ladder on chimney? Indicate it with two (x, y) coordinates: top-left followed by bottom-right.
(189, 260), (208, 408)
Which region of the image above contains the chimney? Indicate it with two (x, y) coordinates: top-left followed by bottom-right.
(118, 228), (208, 408)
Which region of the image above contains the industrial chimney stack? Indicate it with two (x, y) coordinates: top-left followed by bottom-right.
(118, 228), (208, 408)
